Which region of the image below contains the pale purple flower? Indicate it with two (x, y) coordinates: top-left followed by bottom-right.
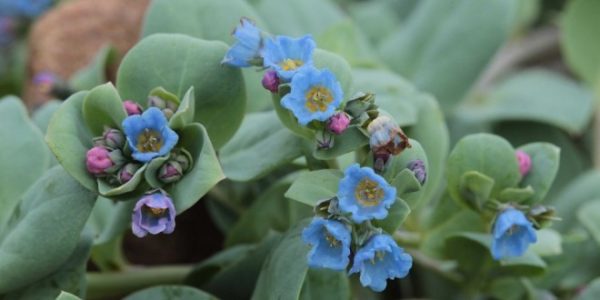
(132, 192), (176, 237)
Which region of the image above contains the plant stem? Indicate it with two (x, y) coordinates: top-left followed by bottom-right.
(86, 265), (193, 299)
(595, 109), (600, 169)
(393, 230), (421, 247)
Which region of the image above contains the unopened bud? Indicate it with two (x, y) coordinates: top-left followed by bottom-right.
(118, 163), (141, 184)
(123, 100), (142, 116)
(407, 159), (427, 185)
(516, 150), (532, 176)
(102, 128), (125, 149)
(262, 70), (280, 93)
(316, 129), (334, 150)
(159, 161), (183, 184)
(327, 112), (351, 135)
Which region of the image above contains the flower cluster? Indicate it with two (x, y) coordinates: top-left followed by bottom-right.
(302, 164), (413, 292)
(222, 19), (350, 142)
(223, 19), (411, 170)
(489, 151), (544, 260)
(84, 89), (194, 237)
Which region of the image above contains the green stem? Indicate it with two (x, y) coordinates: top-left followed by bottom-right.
(393, 230), (421, 247)
(86, 265), (193, 299)
(595, 109), (600, 169)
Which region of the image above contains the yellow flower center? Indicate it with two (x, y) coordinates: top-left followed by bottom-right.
(355, 179), (384, 207)
(280, 58), (303, 71)
(370, 251), (386, 265)
(137, 129), (163, 153)
(144, 206), (167, 217)
(305, 86), (333, 112)
(324, 230), (340, 248)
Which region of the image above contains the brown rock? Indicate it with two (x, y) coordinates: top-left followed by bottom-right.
(24, 0), (150, 108)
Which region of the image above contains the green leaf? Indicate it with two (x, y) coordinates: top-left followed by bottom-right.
(226, 173), (312, 246)
(382, 139), (428, 207)
(32, 100), (62, 134)
(447, 134), (520, 209)
(141, 0), (271, 114)
(420, 194), (485, 258)
(87, 198), (135, 245)
(550, 171), (600, 232)
(55, 291), (82, 300)
(169, 87), (196, 130)
(459, 171), (495, 211)
(69, 46), (117, 91)
(251, 221), (311, 300)
(458, 70), (594, 134)
(97, 165), (147, 197)
(575, 277), (600, 300)
(561, 0), (600, 86)
(186, 233), (282, 299)
(285, 170), (343, 206)
(378, 0), (518, 110)
(498, 186), (535, 203)
(253, 0), (345, 36)
(347, 1), (403, 45)
(391, 169), (422, 199)
(0, 167), (96, 294)
(82, 83), (127, 136)
(167, 123), (225, 214)
(142, 0), (266, 41)
(313, 126), (369, 160)
(220, 111), (304, 182)
(406, 94), (449, 206)
(0, 98), (51, 228)
(45, 91), (96, 192)
(299, 269), (350, 300)
(577, 199), (600, 247)
(445, 232), (546, 277)
(116, 34), (245, 149)
(124, 286), (218, 300)
(517, 142), (560, 204)
(5, 230), (92, 300)
(529, 228), (562, 257)
(315, 20), (380, 68)
(372, 197), (411, 234)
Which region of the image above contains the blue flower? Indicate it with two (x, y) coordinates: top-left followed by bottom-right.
(280, 67), (343, 126)
(491, 208), (537, 260)
(222, 18), (262, 68)
(349, 234), (412, 292)
(122, 107), (179, 163)
(302, 217), (351, 271)
(132, 192), (176, 238)
(338, 164), (396, 223)
(263, 35), (315, 81)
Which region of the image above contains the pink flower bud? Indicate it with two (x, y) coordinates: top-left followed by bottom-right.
(328, 112), (351, 135)
(262, 70), (280, 93)
(123, 100), (142, 116)
(516, 150), (532, 176)
(86, 146), (113, 175)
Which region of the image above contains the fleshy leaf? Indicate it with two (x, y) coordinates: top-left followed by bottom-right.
(45, 91), (97, 192)
(285, 170), (343, 206)
(117, 34), (246, 149)
(0, 167), (96, 293)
